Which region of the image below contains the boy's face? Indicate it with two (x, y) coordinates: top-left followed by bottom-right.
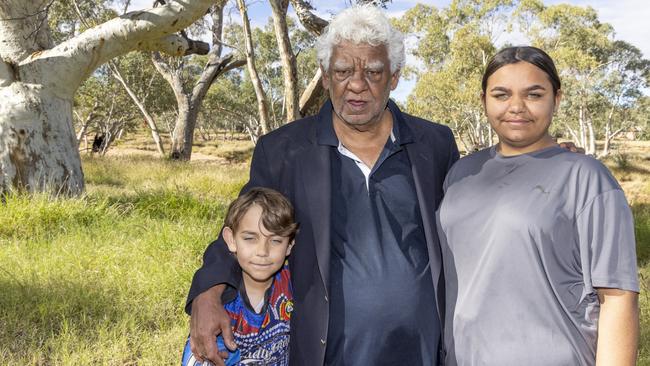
(223, 204), (293, 286)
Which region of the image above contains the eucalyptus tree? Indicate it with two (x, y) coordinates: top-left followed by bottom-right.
(518, 0), (650, 156)
(0, 0), (217, 194)
(396, 0), (513, 152)
(270, 0), (299, 122)
(152, 1), (245, 161)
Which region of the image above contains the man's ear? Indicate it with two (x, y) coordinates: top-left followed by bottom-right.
(223, 227), (237, 254)
(481, 92), (487, 113)
(320, 65), (330, 90)
(285, 239), (295, 256)
(390, 69), (400, 90)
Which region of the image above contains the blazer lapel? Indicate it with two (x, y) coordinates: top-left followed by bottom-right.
(299, 125), (332, 297)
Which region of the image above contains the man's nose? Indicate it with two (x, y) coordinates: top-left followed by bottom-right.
(347, 69), (368, 93)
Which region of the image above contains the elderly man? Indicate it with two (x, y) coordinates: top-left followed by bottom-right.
(186, 5), (458, 365)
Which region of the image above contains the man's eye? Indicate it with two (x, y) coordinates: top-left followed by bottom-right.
(528, 93), (542, 99)
(243, 237), (255, 241)
(335, 70), (352, 78)
(492, 93), (508, 100)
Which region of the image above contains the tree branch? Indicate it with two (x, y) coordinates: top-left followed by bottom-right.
(19, 0), (214, 97)
(289, 0), (328, 35)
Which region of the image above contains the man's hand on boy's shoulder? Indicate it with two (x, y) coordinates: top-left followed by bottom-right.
(558, 141), (585, 154)
(190, 284), (236, 366)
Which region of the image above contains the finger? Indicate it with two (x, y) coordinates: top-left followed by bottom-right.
(189, 335), (205, 363)
(221, 322), (237, 351)
(218, 350), (229, 360)
(204, 342), (226, 366)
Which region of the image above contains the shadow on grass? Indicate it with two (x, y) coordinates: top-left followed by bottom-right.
(634, 203), (650, 267)
(221, 146), (254, 164)
(611, 164), (650, 176)
(0, 279), (125, 358)
(105, 190), (229, 222)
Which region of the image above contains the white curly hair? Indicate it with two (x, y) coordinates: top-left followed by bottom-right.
(315, 5), (405, 73)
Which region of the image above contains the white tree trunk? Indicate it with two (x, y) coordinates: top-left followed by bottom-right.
(586, 117), (596, 156)
(0, 0), (214, 194)
(269, 0), (300, 122)
(578, 104), (587, 149)
(110, 63), (166, 156)
(238, 0), (271, 135)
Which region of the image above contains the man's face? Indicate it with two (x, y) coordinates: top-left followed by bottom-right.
(322, 41), (399, 128)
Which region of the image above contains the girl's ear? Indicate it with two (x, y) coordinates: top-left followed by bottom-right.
(554, 89), (563, 113)
(223, 227), (237, 254)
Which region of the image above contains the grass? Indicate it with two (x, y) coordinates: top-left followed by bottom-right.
(0, 140), (649, 364)
(604, 152), (650, 365)
(0, 154), (248, 365)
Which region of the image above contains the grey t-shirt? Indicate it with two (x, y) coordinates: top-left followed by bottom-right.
(436, 145), (639, 366)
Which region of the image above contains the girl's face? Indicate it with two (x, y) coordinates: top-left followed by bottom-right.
(482, 61), (562, 156)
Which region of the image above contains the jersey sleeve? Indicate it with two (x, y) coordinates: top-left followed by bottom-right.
(576, 189), (639, 293)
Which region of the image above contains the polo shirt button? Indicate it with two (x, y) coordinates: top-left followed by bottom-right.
(321, 339), (326, 345)
(324, 295), (329, 302)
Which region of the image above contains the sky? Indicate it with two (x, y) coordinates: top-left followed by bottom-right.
(128, 0), (650, 102)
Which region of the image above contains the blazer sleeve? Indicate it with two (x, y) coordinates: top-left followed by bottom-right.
(446, 127), (460, 172)
(185, 136), (276, 314)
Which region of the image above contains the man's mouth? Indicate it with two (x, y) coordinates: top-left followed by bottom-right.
(347, 100), (367, 108)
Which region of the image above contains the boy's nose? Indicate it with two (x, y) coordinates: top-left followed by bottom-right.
(256, 242), (270, 257)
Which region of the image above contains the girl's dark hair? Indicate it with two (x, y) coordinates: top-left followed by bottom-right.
(482, 46), (561, 95)
(224, 187), (299, 241)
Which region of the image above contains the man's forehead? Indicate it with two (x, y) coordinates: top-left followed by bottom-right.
(331, 42), (389, 63)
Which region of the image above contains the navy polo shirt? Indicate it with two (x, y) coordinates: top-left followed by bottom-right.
(319, 106), (440, 365)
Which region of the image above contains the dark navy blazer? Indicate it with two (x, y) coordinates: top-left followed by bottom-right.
(186, 99), (459, 365)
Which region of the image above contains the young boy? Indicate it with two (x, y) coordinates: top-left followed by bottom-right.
(182, 187), (298, 366)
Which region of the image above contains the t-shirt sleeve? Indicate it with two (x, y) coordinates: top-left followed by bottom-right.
(576, 189), (639, 293)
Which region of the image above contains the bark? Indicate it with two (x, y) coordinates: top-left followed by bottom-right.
(578, 104), (587, 149)
(75, 100), (101, 147)
(269, 0), (300, 122)
(289, 0), (328, 36)
(153, 2), (245, 161)
(0, 0), (215, 194)
(299, 68), (324, 116)
(237, 0), (270, 135)
(290, 0), (328, 114)
(586, 116), (596, 156)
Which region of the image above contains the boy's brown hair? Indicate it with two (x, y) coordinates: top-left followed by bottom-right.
(224, 187), (298, 240)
